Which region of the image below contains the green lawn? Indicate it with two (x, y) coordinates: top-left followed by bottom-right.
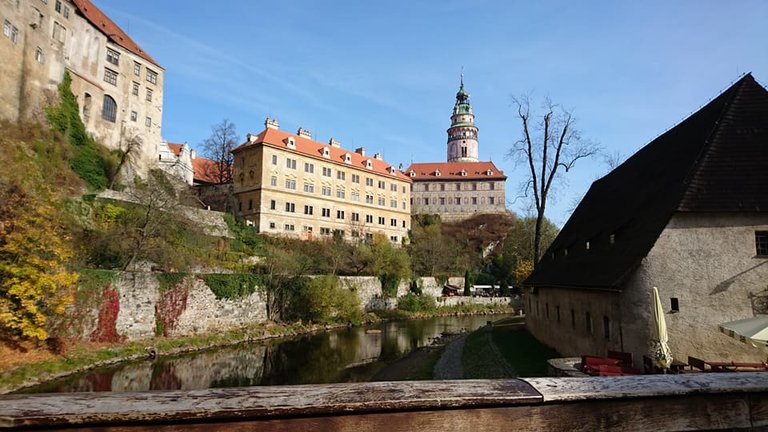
(491, 321), (560, 377)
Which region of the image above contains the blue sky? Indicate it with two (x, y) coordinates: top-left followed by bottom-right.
(97, 0), (768, 226)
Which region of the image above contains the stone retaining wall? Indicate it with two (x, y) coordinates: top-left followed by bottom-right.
(78, 272), (506, 342)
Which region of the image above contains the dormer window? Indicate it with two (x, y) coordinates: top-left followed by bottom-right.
(435, 169), (441, 177)
(389, 166), (397, 175)
(322, 147), (330, 158)
(486, 169), (493, 176)
(409, 170), (416, 177)
(344, 153), (352, 164)
(284, 137), (296, 149)
(365, 159), (372, 169)
(460, 169), (467, 177)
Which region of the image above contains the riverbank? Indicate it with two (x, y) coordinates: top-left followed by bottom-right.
(0, 306), (513, 394)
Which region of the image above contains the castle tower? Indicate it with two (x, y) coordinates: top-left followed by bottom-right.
(446, 74), (479, 162)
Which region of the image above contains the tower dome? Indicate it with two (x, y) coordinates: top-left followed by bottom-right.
(446, 74), (479, 162)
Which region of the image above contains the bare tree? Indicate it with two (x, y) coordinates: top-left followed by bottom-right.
(201, 119), (238, 184)
(123, 169), (178, 271)
(109, 134), (142, 190)
(508, 95), (600, 267)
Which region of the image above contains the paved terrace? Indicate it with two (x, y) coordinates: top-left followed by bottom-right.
(1, 374), (767, 430)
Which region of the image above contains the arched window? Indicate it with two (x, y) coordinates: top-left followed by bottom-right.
(102, 95), (117, 122)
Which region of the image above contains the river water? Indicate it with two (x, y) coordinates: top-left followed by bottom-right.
(20, 314), (510, 393)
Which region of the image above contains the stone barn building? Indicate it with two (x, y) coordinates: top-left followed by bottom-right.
(524, 74), (768, 367)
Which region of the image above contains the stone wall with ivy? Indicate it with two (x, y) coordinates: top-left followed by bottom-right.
(66, 272), (470, 342)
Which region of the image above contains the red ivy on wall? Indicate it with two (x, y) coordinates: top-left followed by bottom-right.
(155, 285), (188, 337)
(90, 286), (125, 343)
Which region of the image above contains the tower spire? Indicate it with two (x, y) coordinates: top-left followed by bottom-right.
(446, 74), (479, 162)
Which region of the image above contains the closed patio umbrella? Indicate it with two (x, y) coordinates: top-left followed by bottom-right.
(650, 286), (673, 369)
(719, 315), (768, 347)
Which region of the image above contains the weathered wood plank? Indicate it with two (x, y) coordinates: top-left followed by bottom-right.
(523, 372), (768, 402)
(0, 380), (540, 428)
(2, 375), (768, 430)
(12, 394), (767, 432)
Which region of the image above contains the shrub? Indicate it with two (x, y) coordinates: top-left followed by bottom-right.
(397, 293), (436, 313)
(292, 275), (360, 324)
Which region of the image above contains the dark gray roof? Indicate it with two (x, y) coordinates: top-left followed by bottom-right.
(526, 74), (768, 290)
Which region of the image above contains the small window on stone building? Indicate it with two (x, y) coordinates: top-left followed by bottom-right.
(270, 200), (276, 210)
(585, 312), (593, 334)
(571, 309), (576, 329)
(248, 199), (253, 210)
(603, 316), (610, 340)
(756, 232), (768, 256)
(585, 241), (591, 251)
(671, 297), (679, 313)
(35, 47), (44, 63)
(83, 93), (92, 118)
(609, 233), (616, 245)
(130, 111), (137, 122)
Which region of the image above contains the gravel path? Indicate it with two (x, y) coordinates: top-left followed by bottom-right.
(432, 334), (467, 380)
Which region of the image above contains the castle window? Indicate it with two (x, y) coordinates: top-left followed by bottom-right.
(489, 197), (495, 205)
(146, 68), (158, 84)
(134, 61), (141, 76)
(756, 231), (768, 256)
(103, 67), (118, 86)
(130, 111), (137, 122)
(337, 171), (346, 180)
(322, 147), (330, 158)
(270, 200), (276, 210)
(409, 170), (415, 177)
(132, 82), (140, 96)
(286, 158), (296, 169)
(146, 88), (153, 102)
(585, 312), (593, 334)
(460, 170), (467, 176)
(270, 176), (277, 186)
(344, 153), (352, 164)
(145, 117), (152, 128)
(35, 47), (44, 63)
(352, 174), (360, 183)
(83, 93), (92, 118)
(52, 21), (65, 43)
(435, 169), (441, 176)
(101, 95), (117, 122)
(671, 297), (679, 312)
(365, 160), (372, 169)
(106, 48), (120, 66)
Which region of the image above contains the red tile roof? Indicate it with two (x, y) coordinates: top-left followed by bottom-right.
(193, 157), (228, 185)
(167, 142), (229, 184)
(167, 143), (183, 157)
(71, 0), (161, 67)
(404, 161), (507, 180)
(233, 128), (411, 182)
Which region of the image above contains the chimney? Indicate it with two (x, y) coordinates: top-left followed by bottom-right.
(190, 149), (196, 160)
(247, 133), (258, 143)
(373, 152), (383, 160)
(329, 137), (341, 148)
(265, 117), (279, 130)
(297, 127), (312, 139)
(355, 147), (366, 156)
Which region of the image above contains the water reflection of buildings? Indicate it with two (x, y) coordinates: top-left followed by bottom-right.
(24, 316), (498, 393)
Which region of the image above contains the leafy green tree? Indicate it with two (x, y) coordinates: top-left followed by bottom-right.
(367, 234), (410, 297)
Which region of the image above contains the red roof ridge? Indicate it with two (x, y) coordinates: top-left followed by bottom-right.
(71, 0), (161, 68)
(234, 128), (412, 182)
(404, 161), (506, 180)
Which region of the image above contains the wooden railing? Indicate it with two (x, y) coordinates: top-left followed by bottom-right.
(1, 374), (767, 430)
